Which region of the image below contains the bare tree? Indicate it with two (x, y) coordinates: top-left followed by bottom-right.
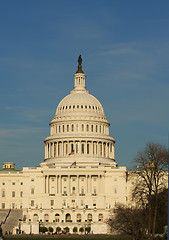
(107, 204), (147, 240)
(132, 142), (168, 239)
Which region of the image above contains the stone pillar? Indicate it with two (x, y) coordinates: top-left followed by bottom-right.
(57, 176), (59, 194)
(60, 175), (63, 195)
(90, 141), (93, 156)
(97, 142), (99, 157)
(44, 175), (46, 193)
(102, 142), (104, 157)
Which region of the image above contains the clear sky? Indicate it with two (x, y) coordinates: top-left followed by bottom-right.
(0, 0), (169, 170)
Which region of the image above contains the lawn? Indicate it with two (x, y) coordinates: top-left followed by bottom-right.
(4, 234), (132, 240)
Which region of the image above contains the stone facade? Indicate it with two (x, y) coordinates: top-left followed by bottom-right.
(0, 57), (129, 234)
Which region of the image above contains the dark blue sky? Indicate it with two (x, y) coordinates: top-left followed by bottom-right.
(0, 1), (169, 169)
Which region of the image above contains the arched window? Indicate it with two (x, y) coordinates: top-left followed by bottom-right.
(91, 125), (93, 132)
(44, 214), (49, 222)
(100, 125), (101, 133)
(96, 125), (98, 132)
(67, 125), (69, 132)
(86, 125), (89, 131)
(63, 125), (64, 132)
(59, 126), (60, 132)
(82, 124), (84, 131)
(87, 213), (92, 222)
(55, 214), (60, 222)
(98, 213), (103, 222)
(65, 213), (71, 222)
(77, 214), (81, 222)
(33, 214), (38, 222)
(72, 124), (74, 132)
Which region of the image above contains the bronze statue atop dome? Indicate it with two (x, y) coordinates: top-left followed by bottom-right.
(76, 55), (84, 73)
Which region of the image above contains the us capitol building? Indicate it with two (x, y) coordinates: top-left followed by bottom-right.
(0, 56), (130, 234)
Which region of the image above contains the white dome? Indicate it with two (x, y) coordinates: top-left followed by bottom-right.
(55, 90), (105, 117)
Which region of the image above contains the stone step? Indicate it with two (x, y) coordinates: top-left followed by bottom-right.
(2, 209), (23, 234)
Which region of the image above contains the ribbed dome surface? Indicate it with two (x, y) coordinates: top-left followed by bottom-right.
(55, 91), (105, 117)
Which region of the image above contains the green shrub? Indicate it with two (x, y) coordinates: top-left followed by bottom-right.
(73, 226), (78, 233)
(48, 226), (53, 232)
(39, 226), (48, 233)
(79, 227), (84, 234)
(85, 226), (91, 234)
(64, 226), (70, 232)
(56, 226), (61, 233)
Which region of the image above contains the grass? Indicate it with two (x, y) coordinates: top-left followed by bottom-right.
(4, 235), (132, 240)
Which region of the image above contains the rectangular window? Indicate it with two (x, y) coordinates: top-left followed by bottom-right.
(31, 188), (34, 194)
(12, 182), (15, 185)
(12, 191), (15, 197)
(2, 203), (5, 209)
(2, 190), (5, 197)
(31, 200), (34, 207)
(20, 191), (23, 197)
(51, 200), (54, 206)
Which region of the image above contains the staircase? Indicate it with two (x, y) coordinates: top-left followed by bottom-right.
(1, 209), (23, 234)
(0, 210), (10, 225)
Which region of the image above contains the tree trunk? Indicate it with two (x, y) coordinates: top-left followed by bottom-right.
(148, 204), (152, 240)
(152, 193), (158, 238)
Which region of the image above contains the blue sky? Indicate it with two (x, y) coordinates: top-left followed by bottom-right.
(0, 1), (168, 170)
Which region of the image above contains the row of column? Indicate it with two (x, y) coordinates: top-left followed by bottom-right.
(44, 175), (104, 196)
(45, 140), (114, 159)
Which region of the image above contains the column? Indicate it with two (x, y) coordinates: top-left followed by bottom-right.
(90, 141), (93, 156)
(52, 142), (54, 157)
(79, 141), (81, 155)
(102, 142), (104, 157)
(97, 142), (99, 157)
(44, 176), (47, 193)
(60, 176), (62, 194)
(77, 175), (80, 194)
(68, 175), (71, 195)
(46, 175), (49, 194)
(84, 141), (87, 155)
(48, 176), (50, 194)
(57, 176), (59, 194)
